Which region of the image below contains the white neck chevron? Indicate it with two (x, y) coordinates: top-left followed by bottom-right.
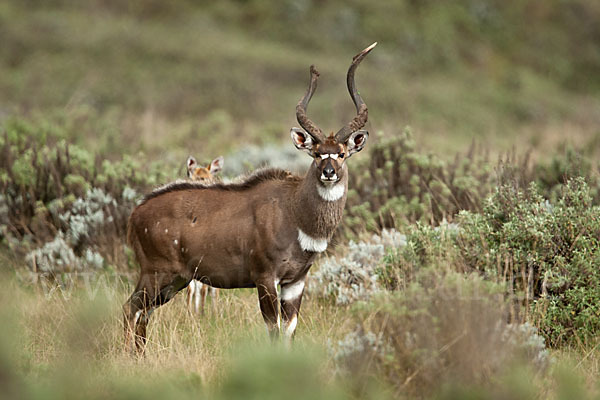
(316, 182), (345, 202)
(297, 229), (328, 252)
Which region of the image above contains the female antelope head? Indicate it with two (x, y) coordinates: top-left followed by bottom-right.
(186, 156), (224, 182)
(290, 42), (375, 186)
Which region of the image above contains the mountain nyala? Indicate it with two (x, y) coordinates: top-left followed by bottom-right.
(124, 43), (377, 353)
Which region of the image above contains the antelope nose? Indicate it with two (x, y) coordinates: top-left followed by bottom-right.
(323, 165), (335, 179)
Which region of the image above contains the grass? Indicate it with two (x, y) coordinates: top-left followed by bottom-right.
(3, 262), (600, 399)
(4, 265), (352, 398)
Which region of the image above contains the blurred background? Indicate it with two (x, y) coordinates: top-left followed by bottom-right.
(2, 0), (599, 164)
(2, 2), (600, 399)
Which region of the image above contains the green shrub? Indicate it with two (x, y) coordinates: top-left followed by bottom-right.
(344, 128), (495, 235)
(0, 124), (175, 270)
(333, 269), (548, 398)
(392, 178), (600, 347)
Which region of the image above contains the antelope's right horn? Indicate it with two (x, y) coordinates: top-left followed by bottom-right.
(296, 65), (325, 142)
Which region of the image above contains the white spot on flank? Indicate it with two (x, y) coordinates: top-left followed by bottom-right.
(165, 229), (168, 233)
(297, 229), (327, 252)
(173, 239), (178, 245)
(181, 247), (185, 252)
(317, 182), (345, 202)
(284, 315), (298, 338)
(281, 280), (305, 301)
(144, 228), (148, 234)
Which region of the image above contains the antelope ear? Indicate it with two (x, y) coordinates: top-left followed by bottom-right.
(346, 130), (369, 157)
(290, 128), (314, 153)
(186, 156), (197, 177)
(209, 156), (224, 174)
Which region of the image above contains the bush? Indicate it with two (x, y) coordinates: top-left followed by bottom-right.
(332, 269), (549, 398)
(309, 229), (406, 305)
(461, 178), (600, 346)
(344, 128), (497, 235)
(344, 129), (600, 238)
(392, 178), (600, 347)
(0, 124), (175, 271)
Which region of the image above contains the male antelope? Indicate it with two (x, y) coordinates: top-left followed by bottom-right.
(124, 43), (376, 353)
(185, 155), (223, 315)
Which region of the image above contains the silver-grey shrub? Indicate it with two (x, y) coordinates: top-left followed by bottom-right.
(310, 229), (406, 305)
(26, 232), (104, 273)
(57, 188), (117, 248)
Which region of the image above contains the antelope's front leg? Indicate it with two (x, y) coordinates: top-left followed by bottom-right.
(256, 280), (280, 339)
(280, 279), (305, 341)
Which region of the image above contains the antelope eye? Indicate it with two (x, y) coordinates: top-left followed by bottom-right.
(339, 153), (345, 159)
(314, 152), (321, 158)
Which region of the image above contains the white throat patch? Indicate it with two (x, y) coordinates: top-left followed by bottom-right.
(297, 229), (328, 252)
(317, 182), (345, 202)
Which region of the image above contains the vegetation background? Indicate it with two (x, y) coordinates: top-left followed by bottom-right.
(1, 0), (600, 398)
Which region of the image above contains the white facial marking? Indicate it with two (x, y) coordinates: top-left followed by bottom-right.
(284, 315), (298, 338)
(297, 229), (327, 252)
(320, 173), (339, 182)
(329, 154), (338, 160)
(320, 154), (329, 159)
(282, 280), (305, 301)
(317, 182), (345, 201)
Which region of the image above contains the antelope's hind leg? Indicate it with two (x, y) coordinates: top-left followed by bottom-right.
(123, 279), (152, 354)
(200, 283), (208, 315)
(123, 271), (190, 354)
(186, 280), (202, 315)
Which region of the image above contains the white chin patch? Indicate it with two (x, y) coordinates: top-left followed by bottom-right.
(317, 182), (345, 202)
(297, 229), (328, 252)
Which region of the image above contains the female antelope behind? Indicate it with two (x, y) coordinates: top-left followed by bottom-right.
(185, 155), (223, 315)
(123, 43), (376, 353)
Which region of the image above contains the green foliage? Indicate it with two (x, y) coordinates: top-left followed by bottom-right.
(0, 123), (175, 268)
(393, 178), (600, 347)
(459, 178), (600, 346)
(218, 346), (351, 400)
(334, 269), (548, 398)
(1, 0), (599, 161)
(344, 128), (495, 235)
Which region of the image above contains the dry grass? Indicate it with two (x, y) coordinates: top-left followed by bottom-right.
(6, 266), (349, 386)
(2, 256), (600, 399)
